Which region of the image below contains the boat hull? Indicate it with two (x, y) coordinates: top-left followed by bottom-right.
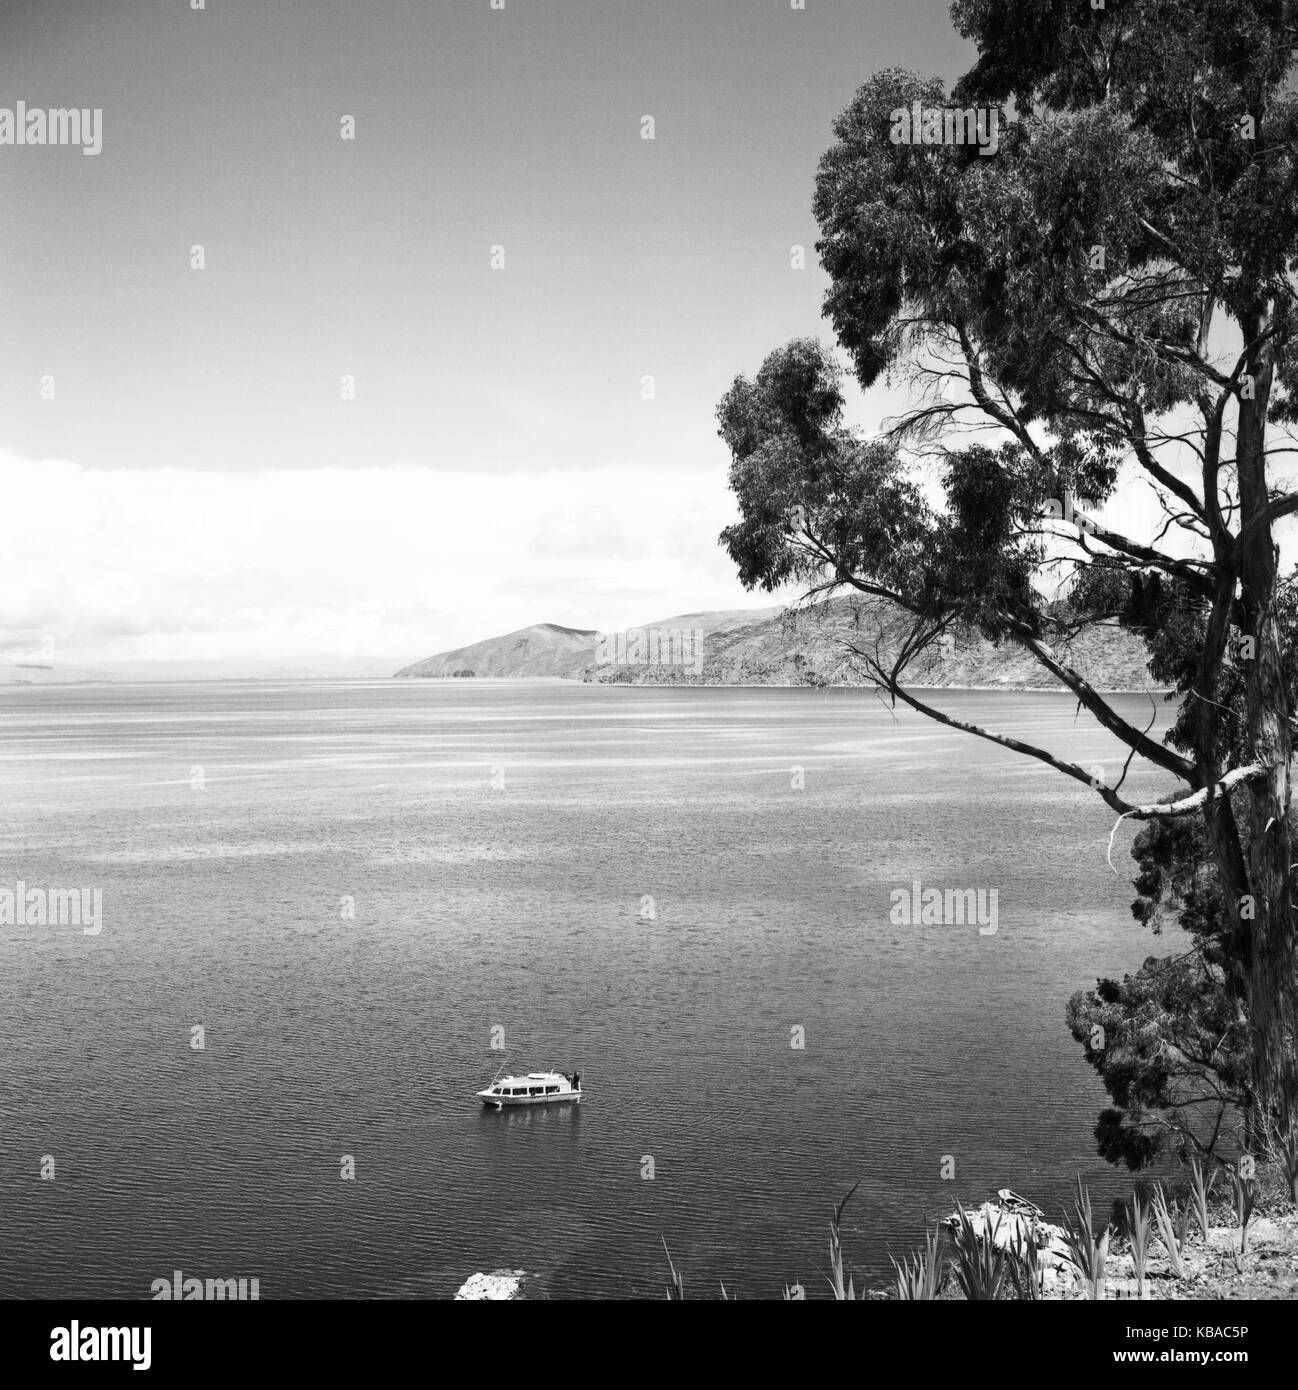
(478, 1090), (581, 1108)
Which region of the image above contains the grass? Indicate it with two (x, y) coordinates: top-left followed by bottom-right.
(949, 1205), (1012, 1300)
(1271, 1123), (1298, 1205)
(1232, 1165), (1258, 1254)
(1125, 1190), (1152, 1298)
(1061, 1177), (1110, 1299)
(662, 1236), (684, 1301)
(827, 1181), (863, 1300)
(1009, 1224), (1045, 1301)
(891, 1224), (945, 1300)
(1188, 1157), (1215, 1243)
(1150, 1183), (1185, 1279)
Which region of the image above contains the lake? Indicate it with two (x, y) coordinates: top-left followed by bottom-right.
(0, 679), (1180, 1298)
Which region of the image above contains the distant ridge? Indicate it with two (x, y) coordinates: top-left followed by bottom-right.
(394, 622), (601, 679)
(396, 597), (1160, 691)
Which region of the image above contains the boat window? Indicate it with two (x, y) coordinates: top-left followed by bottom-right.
(545, 1086), (558, 1094)
(528, 1087), (540, 1095)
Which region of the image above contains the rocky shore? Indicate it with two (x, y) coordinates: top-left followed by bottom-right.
(910, 1175), (1298, 1301)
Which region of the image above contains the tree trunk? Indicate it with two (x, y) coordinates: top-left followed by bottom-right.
(1235, 317), (1297, 1136)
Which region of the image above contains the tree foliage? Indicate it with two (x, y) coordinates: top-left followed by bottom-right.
(1067, 808), (1254, 1168)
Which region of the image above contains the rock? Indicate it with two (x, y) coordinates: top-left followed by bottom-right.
(943, 1198), (1072, 1274)
(454, 1269), (527, 1300)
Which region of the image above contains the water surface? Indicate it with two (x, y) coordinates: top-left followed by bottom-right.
(0, 680), (1179, 1298)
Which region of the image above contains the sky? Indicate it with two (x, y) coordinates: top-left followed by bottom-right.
(0, 0), (979, 668)
(5, 1), (1273, 672)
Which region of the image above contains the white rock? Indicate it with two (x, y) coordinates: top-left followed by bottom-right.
(454, 1269), (526, 1300)
(944, 1198), (1072, 1272)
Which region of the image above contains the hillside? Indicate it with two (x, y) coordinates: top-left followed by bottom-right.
(396, 597), (1160, 690)
(394, 623), (600, 679)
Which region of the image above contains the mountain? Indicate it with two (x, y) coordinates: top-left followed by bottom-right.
(394, 623), (601, 679)
(397, 597), (1160, 690)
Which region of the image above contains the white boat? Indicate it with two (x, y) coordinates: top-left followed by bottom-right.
(477, 1069), (582, 1108)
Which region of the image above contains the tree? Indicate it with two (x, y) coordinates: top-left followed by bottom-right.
(1067, 807), (1255, 1168)
(717, 2), (1298, 1132)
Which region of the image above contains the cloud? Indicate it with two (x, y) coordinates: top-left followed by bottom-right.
(529, 506), (626, 557)
(0, 448), (764, 665)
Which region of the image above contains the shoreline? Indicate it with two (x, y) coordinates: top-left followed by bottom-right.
(3, 674), (1177, 695)
(868, 1168), (1298, 1302)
